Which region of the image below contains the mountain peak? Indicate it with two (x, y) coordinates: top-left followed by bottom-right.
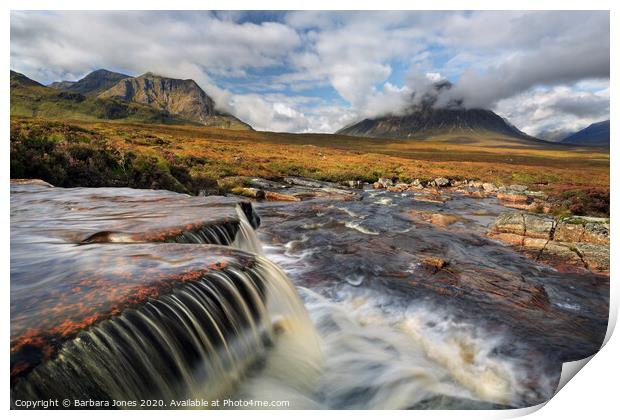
(48, 69), (130, 95)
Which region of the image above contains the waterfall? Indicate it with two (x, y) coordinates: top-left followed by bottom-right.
(11, 197), (322, 407)
(12, 252), (321, 405)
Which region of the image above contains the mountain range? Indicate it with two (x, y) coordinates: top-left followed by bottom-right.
(11, 69), (608, 146)
(11, 69), (251, 130)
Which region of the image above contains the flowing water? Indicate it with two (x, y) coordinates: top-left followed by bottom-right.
(10, 183), (608, 409)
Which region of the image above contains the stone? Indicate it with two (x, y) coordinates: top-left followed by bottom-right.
(482, 182), (498, 192)
(508, 184), (528, 192)
(377, 177), (394, 188)
(523, 213), (554, 239)
(430, 214), (460, 227)
(231, 187), (265, 199)
(422, 257), (447, 270)
(575, 243), (609, 272)
(497, 193), (529, 203)
(263, 191), (301, 202)
(492, 213), (525, 235)
(434, 177), (450, 187)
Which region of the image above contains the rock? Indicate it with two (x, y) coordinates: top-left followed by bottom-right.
(263, 191), (301, 202)
(492, 213), (525, 235)
(434, 177), (450, 187)
(283, 176), (326, 189)
(422, 257), (447, 270)
(469, 180), (483, 188)
(554, 222), (586, 243)
(482, 182), (498, 192)
(490, 211), (609, 274)
(430, 214), (460, 227)
(10, 179), (54, 187)
(231, 187), (265, 199)
(343, 180), (363, 189)
(555, 216), (609, 245)
(413, 194), (450, 203)
(497, 193), (529, 203)
(373, 182), (382, 189)
(575, 243), (609, 272)
(377, 177), (394, 188)
(508, 184), (528, 192)
(411, 179), (422, 187)
(523, 213), (555, 239)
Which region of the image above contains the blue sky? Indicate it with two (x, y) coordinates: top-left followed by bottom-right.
(10, 10), (610, 138)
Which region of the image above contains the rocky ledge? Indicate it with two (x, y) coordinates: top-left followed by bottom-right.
(489, 212), (609, 273)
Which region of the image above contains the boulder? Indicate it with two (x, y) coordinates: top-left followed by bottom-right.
(434, 177), (450, 187)
(482, 182), (498, 192)
(377, 177), (394, 188)
(492, 213), (525, 236)
(497, 193), (529, 203)
(523, 214), (555, 239)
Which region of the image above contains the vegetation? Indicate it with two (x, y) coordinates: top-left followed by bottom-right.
(10, 117), (609, 215)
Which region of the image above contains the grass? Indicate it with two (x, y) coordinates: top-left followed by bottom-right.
(10, 116), (610, 215)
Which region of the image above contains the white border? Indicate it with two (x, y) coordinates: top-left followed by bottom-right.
(3, 2), (617, 420)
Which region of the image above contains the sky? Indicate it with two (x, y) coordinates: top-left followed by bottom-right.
(10, 10), (610, 138)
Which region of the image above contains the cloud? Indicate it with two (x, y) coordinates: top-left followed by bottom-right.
(10, 10), (610, 135)
(494, 83), (610, 139)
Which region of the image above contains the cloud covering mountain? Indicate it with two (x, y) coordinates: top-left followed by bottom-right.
(10, 11), (609, 135)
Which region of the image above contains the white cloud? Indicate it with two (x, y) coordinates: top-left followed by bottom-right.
(10, 11), (610, 135)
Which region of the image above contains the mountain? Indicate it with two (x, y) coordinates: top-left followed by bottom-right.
(337, 107), (536, 141)
(11, 69), (251, 130)
(11, 70), (188, 124)
(561, 120), (609, 146)
(11, 70), (44, 88)
(48, 69), (130, 95)
(337, 81), (542, 144)
(99, 72), (250, 129)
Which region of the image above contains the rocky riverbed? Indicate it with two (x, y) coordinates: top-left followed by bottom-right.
(11, 178), (609, 409)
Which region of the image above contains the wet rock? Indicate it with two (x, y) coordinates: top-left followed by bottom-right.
(434, 177), (450, 187)
(248, 177), (289, 189)
(10, 179), (54, 187)
(422, 256), (447, 271)
(413, 194), (450, 203)
(263, 191), (302, 202)
(468, 180), (483, 188)
(430, 213), (460, 227)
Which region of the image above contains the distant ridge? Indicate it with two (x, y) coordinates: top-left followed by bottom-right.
(561, 120), (609, 146)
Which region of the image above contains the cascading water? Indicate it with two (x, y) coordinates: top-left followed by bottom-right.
(12, 251), (321, 405)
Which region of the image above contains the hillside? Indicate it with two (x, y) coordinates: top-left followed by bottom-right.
(48, 69), (130, 95)
(99, 72), (251, 129)
(561, 120), (610, 146)
(11, 71), (189, 124)
(337, 106), (543, 144)
(11, 70), (251, 130)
